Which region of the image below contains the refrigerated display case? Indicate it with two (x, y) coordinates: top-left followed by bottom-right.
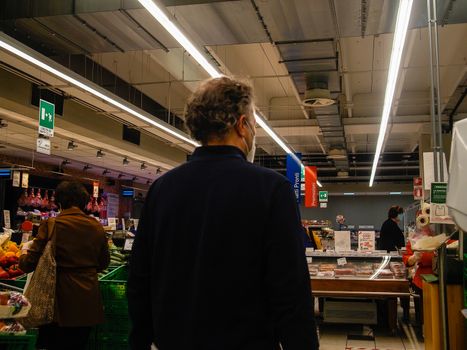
(307, 250), (410, 331)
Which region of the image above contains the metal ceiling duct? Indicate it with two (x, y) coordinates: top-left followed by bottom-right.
(302, 74), (335, 107)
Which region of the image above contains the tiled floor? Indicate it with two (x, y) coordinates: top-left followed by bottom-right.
(318, 322), (425, 350)
(314, 295), (426, 350)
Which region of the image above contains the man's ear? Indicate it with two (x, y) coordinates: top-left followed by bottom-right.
(235, 115), (248, 138)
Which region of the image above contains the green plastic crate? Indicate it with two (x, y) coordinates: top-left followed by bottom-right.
(0, 330), (37, 350)
(0, 275), (28, 291)
(87, 265), (130, 350)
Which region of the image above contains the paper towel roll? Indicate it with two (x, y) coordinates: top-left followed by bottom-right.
(422, 202), (431, 216)
(416, 214), (430, 228)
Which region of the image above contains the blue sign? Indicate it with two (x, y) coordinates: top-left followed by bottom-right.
(286, 153), (302, 203)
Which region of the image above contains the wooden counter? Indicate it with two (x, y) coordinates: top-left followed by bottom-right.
(423, 282), (465, 350)
(311, 278), (410, 297)
(311, 278), (410, 332)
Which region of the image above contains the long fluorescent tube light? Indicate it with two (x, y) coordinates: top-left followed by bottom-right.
(0, 36), (199, 148)
(138, 0), (221, 78)
(369, 0), (414, 187)
(138, 0), (326, 184)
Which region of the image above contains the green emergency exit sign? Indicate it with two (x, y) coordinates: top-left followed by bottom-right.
(38, 99), (55, 137)
(319, 191), (328, 202)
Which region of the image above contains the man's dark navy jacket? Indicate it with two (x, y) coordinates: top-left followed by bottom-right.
(128, 146), (319, 350)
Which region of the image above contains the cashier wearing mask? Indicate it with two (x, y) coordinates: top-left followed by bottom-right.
(379, 205), (405, 252)
(128, 77), (319, 350)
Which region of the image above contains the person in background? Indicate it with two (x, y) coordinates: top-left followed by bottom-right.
(335, 214), (347, 230)
(378, 205), (405, 252)
(128, 76), (319, 350)
(19, 181), (110, 350)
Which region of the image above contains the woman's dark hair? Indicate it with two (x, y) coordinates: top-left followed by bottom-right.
(388, 205), (404, 219)
(55, 181), (89, 210)
(185, 77), (254, 144)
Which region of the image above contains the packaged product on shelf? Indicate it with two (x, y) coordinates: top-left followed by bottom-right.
(316, 271), (335, 278)
(319, 264), (336, 272)
(375, 269), (394, 278)
(334, 268), (356, 276)
(308, 264), (319, 276)
(355, 269), (374, 277)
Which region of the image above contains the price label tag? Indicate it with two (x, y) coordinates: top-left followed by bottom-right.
(108, 218), (117, 230)
(337, 257), (347, 266)
(306, 257), (313, 264)
(124, 238), (134, 251)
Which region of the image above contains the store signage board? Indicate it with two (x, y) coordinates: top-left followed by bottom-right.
(123, 238), (134, 251)
(358, 231), (375, 251)
(430, 204), (454, 224)
(423, 152), (448, 190)
(304, 166), (318, 207)
(36, 138), (51, 155)
(12, 171), (20, 187)
(21, 173), (29, 188)
(319, 191), (328, 202)
(3, 210), (11, 229)
(413, 177), (423, 200)
(38, 99), (55, 137)
(334, 231), (351, 252)
(319, 202), (327, 208)
(93, 182), (99, 198)
(431, 182), (447, 203)
(430, 182), (454, 224)
(106, 193), (119, 218)
(286, 153), (302, 203)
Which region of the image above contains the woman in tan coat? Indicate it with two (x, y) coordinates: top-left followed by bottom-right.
(19, 181), (110, 350)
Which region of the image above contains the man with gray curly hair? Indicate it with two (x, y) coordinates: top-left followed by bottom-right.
(129, 76), (319, 350)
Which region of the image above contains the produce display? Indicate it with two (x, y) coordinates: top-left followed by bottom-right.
(0, 292), (30, 320)
(98, 241), (128, 278)
(0, 241), (24, 280)
(0, 320), (26, 335)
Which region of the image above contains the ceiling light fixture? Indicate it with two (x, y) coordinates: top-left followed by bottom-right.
(137, 0), (324, 186)
(61, 160), (70, 167)
(118, 173), (124, 179)
(67, 141), (77, 150)
(96, 150), (105, 158)
(138, 0), (220, 78)
(369, 0), (414, 187)
(83, 164), (92, 171)
(0, 33), (199, 147)
(132, 176), (137, 181)
(102, 169), (110, 175)
(146, 180), (151, 185)
(141, 162), (147, 170)
(123, 157), (130, 166)
(156, 167), (161, 175)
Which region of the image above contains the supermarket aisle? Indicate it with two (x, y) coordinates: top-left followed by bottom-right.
(318, 323), (424, 350)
